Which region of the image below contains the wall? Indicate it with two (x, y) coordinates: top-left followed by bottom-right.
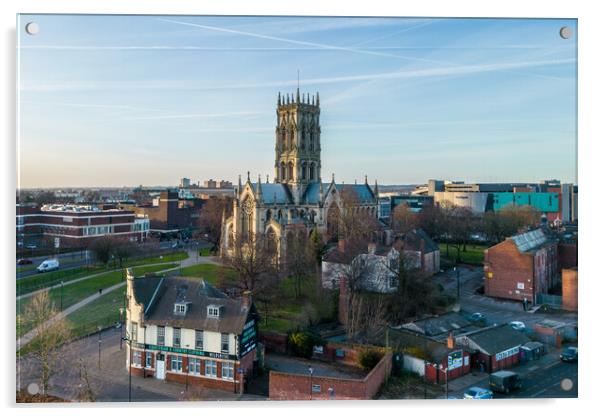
(562, 268), (578, 311)
(558, 243), (577, 269)
(269, 352), (392, 400)
(484, 239), (535, 302)
(403, 355), (425, 376)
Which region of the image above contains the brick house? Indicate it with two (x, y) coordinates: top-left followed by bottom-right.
(454, 324), (530, 373)
(125, 271), (259, 393)
(483, 228), (559, 303)
(562, 268), (578, 311)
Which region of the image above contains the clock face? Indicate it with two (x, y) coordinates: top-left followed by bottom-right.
(242, 199), (254, 215)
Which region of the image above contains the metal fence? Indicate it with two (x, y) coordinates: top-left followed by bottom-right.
(535, 293), (563, 308)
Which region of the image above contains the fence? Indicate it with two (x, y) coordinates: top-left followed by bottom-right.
(535, 293), (563, 308)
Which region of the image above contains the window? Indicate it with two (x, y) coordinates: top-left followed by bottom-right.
(171, 355), (183, 372)
(132, 351), (142, 367)
(131, 322), (137, 342)
(222, 362), (234, 380)
(208, 306), (220, 318)
(173, 328), (181, 347)
(189, 358), (201, 375)
(221, 333), (229, 353)
(145, 353), (152, 368)
(205, 360), (217, 378)
(157, 326), (165, 346)
(174, 303), (187, 315)
(195, 330), (203, 350)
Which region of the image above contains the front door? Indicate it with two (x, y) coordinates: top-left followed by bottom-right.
(156, 353), (165, 380)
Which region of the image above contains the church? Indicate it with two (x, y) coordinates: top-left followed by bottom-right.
(220, 89), (379, 261)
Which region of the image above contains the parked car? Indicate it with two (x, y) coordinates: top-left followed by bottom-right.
(560, 346), (578, 363)
(463, 387), (494, 399)
(17, 258), (33, 265)
(468, 312), (486, 323)
(490, 371), (522, 393)
(509, 321), (526, 331)
(25, 244), (37, 250)
(36, 258), (60, 273)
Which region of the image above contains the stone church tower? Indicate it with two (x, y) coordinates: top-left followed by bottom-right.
(274, 88), (321, 204)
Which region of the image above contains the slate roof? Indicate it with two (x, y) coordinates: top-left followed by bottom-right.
(334, 183), (376, 203)
(252, 183), (293, 204)
(402, 229), (439, 253)
(401, 312), (472, 337)
(302, 182), (327, 204)
(133, 276), (253, 334)
(461, 324), (531, 355)
(511, 228), (553, 253)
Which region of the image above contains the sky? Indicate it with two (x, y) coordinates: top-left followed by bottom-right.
(17, 15), (577, 188)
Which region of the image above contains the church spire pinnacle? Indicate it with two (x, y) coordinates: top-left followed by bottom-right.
(365, 174), (368, 185)
(316, 91), (320, 106)
(238, 174), (242, 192)
(256, 174), (262, 201)
(278, 92), (281, 106)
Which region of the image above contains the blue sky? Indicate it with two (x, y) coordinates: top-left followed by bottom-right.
(17, 15), (577, 188)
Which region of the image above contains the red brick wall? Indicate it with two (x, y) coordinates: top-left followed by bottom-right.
(558, 243), (577, 269)
(260, 332), (288, 354)
(269, 352), (392, 400)
(484, 239), (535, 302)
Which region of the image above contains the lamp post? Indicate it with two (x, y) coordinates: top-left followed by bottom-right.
(122, 333), (133, 402)
(308, 365), (314, 400)
(60, 281), (64, 311)
(444, 367), (449, 399)
(119, 307), (124, 350)
(454, 266), (460, 301)
(97, 325), (102, 370)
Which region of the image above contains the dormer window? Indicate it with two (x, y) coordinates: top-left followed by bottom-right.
(208, 305), (221, 318)
(174, 303), (188, 315)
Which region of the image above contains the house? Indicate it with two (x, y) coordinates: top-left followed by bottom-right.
(454, 324), (530, 373)
(398, 229), (440, 276)
(483, 228), (559, 303)
(125, 269), (259, 392)
(400, 312), (479, 341)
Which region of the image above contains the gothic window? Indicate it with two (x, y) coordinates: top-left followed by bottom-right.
(309, 162), (315, 180)
(288, 162), (294, 181)
(227, 224), (234, 249)
(266, 209), (272, 222)
(241, 197), (254, 241)
(300, 129), (306, 151)
(280, 162), (286, 181)
(301, 162), (307, 180)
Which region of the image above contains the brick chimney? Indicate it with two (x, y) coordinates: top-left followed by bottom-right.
(338, 239), (346, 252)
(447, 332), (455, 349)
(242, 290), (252, 309)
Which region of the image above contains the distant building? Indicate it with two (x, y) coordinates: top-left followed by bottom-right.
(483, 228), (559, 303)
(217, 180), (233, 189)
(16, 203), (149, 247)
(398, 229), (440, 276)
(204, 179), (217, 189)
(427, 179), (444, 196)
(561, 183), (578, 223)
(180, 178), (191, 188)
(125, 271), (259, 392)
(132, 190), (204, 237)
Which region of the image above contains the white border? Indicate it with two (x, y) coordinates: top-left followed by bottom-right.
(2, 1), (601, 415)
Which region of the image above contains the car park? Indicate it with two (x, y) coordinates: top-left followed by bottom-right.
(489, 371), (522, 394)
(36, 258), (60, 273)
(463, 387), (494, 399)
(560, 346), (578, 363)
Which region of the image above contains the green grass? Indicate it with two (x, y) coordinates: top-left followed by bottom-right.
(124, 251), (188, 267)
(67, 288), (126, 338)
(16, 263), (177, 339)
(199, 247), (213, 256)
(440, 243), (487, 265)
(179, 263), (235, 285)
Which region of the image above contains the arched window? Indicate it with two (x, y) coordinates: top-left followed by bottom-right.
(288, 162), (294, 182)
(280, 162), (286, 181)
(309, 162), (315, 180)
(301, 162), (307, 180)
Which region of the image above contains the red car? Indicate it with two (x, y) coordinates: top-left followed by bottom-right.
(17, 258), (33, 265)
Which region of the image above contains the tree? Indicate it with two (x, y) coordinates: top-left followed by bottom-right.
(198, 197), (233, 252)
(285, 228), (316, 299)
(89, 236), (114, 266)
(112, 238), (137, 268)
(21, 291), (72, 396)
(391, 203), (417, 234)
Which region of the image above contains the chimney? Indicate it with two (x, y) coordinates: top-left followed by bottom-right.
(368, 242), (377, 255)
(338, 239), (346, 253)
(242, 290), (252, 309)
(447, 332), (455, 349)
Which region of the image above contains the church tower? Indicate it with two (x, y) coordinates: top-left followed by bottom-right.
(274, 88), (321, 202)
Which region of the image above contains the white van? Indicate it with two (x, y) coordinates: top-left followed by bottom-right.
(37, 259), (59, 273)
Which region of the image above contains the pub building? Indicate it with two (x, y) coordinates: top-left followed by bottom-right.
(124, 269), (258, 392)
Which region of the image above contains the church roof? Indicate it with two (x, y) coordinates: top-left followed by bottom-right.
(302, 182), (328, 204)
(333, 183), (376, 203)
(251, 183), (293, 204)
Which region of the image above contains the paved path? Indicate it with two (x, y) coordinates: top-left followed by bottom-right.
(17, 251), (222, 351)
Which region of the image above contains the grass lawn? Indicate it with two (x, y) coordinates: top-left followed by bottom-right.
(124, 250), (188, 267)
(179, 263), (235, 285)
(67, 287), (126, 338)
(16, 263), (177, 339)
(440, 243), (487, 265)
(258, 277), (317, 333)
(199, 247), (214, 256)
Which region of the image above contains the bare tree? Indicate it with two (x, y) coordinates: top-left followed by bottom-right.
(113, 238), (138, 268)
(198, 197), (233, 252)
(76, 358), (95, 402)
(391, 203), (418, 234)
(89, 236), (114, 266)
(21, 291), (72, 396)
(285, 228), (316, 299)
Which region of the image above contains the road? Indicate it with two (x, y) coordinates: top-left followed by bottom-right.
(454, 360), (578, 399)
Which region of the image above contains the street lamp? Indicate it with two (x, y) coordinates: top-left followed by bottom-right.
(308, 365), (314, 400)
(454, 266), (460, 301)
(122, 332), (133, 402)
(97, 325), (102, 370)
(119, 307), (124, 350)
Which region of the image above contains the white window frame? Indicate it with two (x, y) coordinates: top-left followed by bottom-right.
(208, 306), (220, 318)
(145, 352), (152, 368)
(171, 355), (183, 372)
(173, 327), (181, 347)
(195, 330), (204, 350)
(205, 360), (217, 378)
(157, 326), (165, 346)
(221, 333), (229, 353)
(189, 358), (201, 375)
(132, 350), (142, 367)
(222, 362), (234, 380)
